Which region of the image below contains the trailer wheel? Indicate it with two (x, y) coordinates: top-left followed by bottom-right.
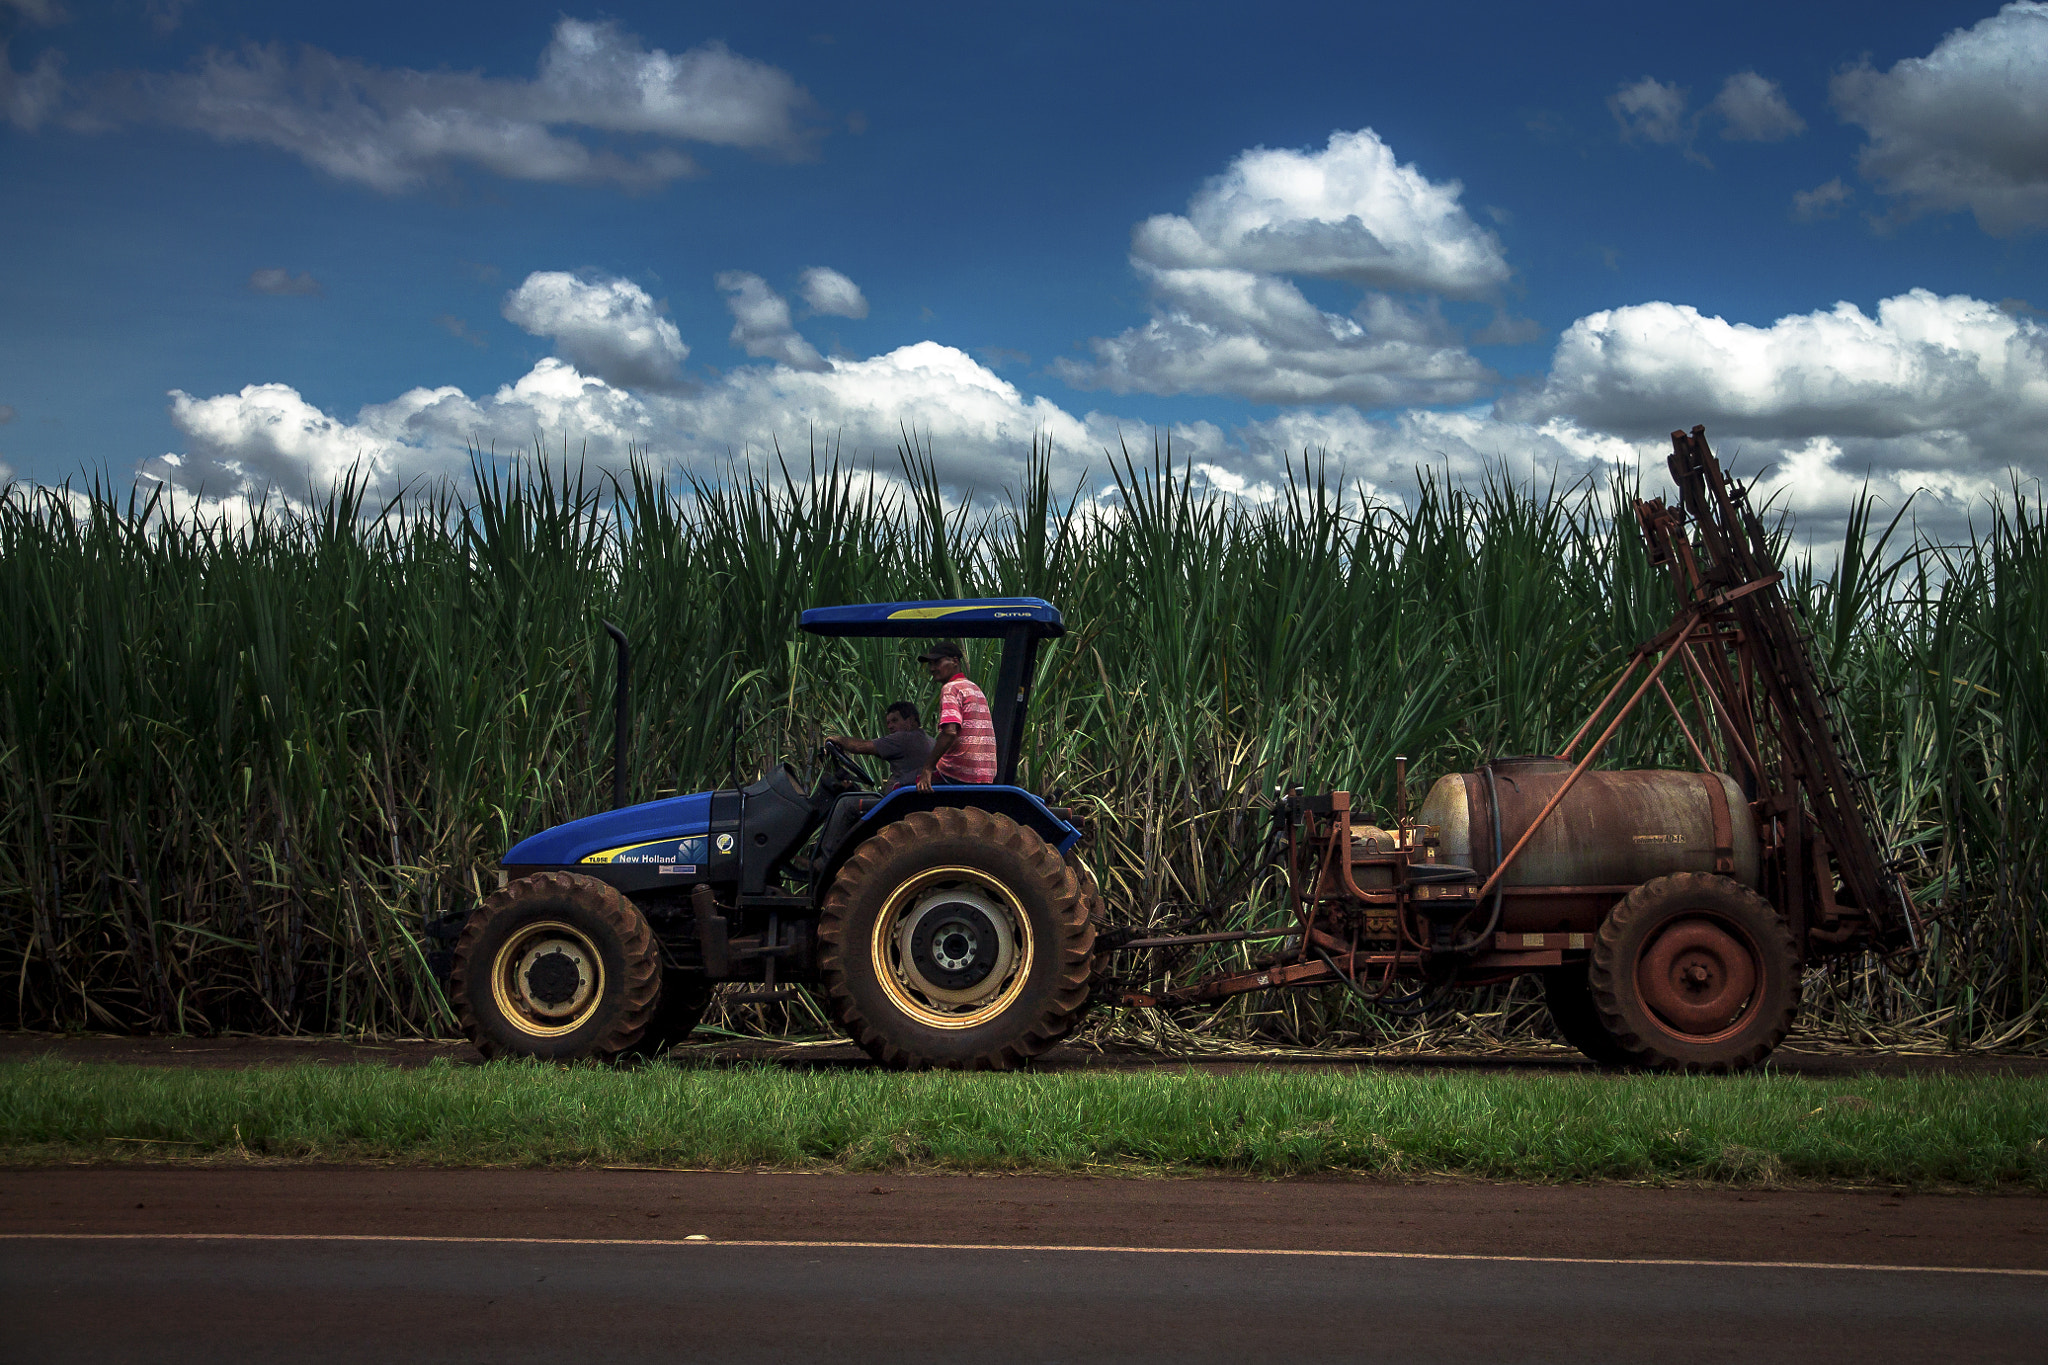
(818, 807), (1092, 1069)
(452, 872), (661, 1062)
(1589, 872), (1799, 1072)
(1540, 966), (1640, 1068)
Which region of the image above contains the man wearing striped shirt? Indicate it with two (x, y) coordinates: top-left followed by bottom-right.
(915, 641), (997, 787)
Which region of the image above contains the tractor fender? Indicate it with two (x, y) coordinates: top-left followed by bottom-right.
(818, 785), (1082, 888)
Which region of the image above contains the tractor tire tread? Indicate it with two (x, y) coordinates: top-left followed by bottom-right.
(626, 971), (716, 1058)
(451, 870), (661, 1061)
(818, 806), (1092, 1070)
(1588, 871), (1799, 1073)
(1041, 852), (1108, 1046)
(1541, 966), (1642, 1069)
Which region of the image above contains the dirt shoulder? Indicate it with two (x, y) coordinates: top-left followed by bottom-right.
(6, 1166), (2044, 1269)
(6, 1031), (2045, 1077)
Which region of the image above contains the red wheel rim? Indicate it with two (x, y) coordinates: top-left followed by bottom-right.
(1635, 915), (1760, 1041)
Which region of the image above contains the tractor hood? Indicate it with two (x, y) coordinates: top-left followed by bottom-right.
(504, 792), (715, 867)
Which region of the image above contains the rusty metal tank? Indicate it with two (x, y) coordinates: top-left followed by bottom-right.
(1416, 757), (1760, 891)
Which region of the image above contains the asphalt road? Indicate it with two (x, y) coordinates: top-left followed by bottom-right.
(7, 1235), (2045, 1364)
(6, 1170), (2045, 1363)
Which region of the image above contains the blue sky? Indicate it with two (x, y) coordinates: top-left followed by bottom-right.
(2, 0), (2043, 538)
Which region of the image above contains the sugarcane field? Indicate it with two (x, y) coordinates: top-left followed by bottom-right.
(7, 432), (2042, 1064)
(6, 3), (2048, 1360)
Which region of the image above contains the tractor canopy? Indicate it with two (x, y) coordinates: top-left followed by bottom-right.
(798, 597), (1064, 639)
(801, 597), (1063, 786)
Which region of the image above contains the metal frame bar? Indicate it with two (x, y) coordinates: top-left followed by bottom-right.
(1473, 610), (1701, 906)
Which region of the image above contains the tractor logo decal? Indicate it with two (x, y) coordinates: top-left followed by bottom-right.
(715, 832), (735, 855)
(884, 604), (1043, 621)
(888, 604), (1043, 622)
(886, 605), (982, 620)
(582, 835), (708, 865)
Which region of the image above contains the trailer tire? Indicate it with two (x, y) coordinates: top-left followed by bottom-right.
(1541, 966), (1640, 1068)
(1590, 872), (1799, 1073)
(452, 871), (661, 1062)
(818, 806), (1092, 1070)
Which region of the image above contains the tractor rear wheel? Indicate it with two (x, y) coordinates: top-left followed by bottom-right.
(1028, 851), (1108, 1050)
(818, 807), (1094, 1069)
(1541, 966), (1640, 1068)
(1589, 872), (1800, 1072)
(452, 872), (661, 1062)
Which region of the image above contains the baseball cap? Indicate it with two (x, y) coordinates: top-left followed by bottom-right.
(916, 640), (964, 663)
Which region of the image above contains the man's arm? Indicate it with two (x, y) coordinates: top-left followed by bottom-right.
(827, 735), (881, 755)
(916, 724), (961, 790)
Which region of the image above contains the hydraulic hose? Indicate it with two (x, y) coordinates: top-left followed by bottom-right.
(1315, 946), (1450, 1020)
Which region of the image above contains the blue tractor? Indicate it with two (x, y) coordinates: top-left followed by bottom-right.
(440, 598), (1102, 1070)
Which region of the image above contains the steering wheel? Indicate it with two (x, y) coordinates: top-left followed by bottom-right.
(821, 740), (872, 789)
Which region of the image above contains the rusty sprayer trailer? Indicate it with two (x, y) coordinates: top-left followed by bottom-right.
(1105, 425), (1919, 1070)
(431, 424), (1915, 1072)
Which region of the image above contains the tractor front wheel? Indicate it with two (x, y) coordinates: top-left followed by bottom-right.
(451, 872), (662, 1062)
(626, 971), (715, 1058)
(1589, 872), (1800, 1072)
(819, 807), (1094, 1069)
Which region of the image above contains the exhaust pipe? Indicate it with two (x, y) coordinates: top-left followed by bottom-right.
(602, 620), (630, 809)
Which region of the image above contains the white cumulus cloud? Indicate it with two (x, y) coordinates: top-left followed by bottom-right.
(502, 271), (687, 391)
(1498, 289), (2048, 536)
(98, 18), (816, 193)
(153, 382), (407, 494)
(1, 0), (66, 23)
(1130, 128), (1509, 297)
(1709, 71), (1805, 142)
(532, 20), (814, 149)
(1792, 178), (1853, 222)
(1504, 289), (2048, 449)
(1060, 266), (1492, 407)
(1609, 77), (1690, 145)
(715, 271), (827, 371)
(1179, 406), (1643, 513)
(1065, 129), (1505, 405)
(141, 343), (1124, 503)
(797, 266), (868, 318)
(140, 330), (1641, 528)
(1609, 71), (1803, 156)
(144, 358), (662, 499)
(247, 267), (321, 296)
(673, 340), (1113, 491)
(1832, 2), (2048, 236)
(1, 40), (63, 130)
(134, 258), (2048, 553)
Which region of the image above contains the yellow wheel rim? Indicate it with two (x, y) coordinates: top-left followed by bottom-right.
(490, 919), (607, 1038)
(870, 867), (1036, 1030)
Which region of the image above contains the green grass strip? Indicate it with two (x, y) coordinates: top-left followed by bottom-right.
(3, 1058), (2044, 1188)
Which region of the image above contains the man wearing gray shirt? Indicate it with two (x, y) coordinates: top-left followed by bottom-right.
(827, 701), (932, 794)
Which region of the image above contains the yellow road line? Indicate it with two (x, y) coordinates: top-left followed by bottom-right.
(4, 1232), (2043, 1278)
